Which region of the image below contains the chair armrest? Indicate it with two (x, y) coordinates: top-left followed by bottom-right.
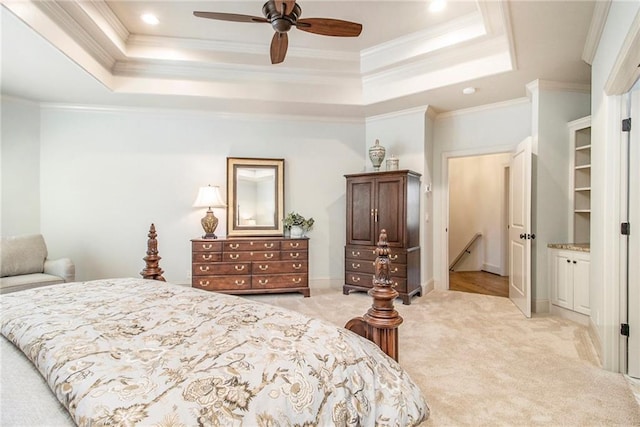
(43, 258), (75, 282)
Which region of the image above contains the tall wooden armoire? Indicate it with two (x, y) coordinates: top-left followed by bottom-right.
(343, 170), (422, 304)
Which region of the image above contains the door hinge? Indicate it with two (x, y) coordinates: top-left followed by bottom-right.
(622, 118), (631, 132)
(621, 323), (630, 337)
(621, 222), (631, 235)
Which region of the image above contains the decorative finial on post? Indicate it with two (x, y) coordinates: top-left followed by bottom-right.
(141, 223), (166, 281)
(345, 229), (403, 361)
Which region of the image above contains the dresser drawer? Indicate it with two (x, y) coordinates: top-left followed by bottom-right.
(193, 275), (251, 291)
(192, 252), (223, 263)
(345, 272), (407, 292)
(282, 239), (308, 250)
(223, 240), (281, 251)
(193, 262), (250, 276)
(221, 251), (280, 262)
(253, 274), (307, 289)
(252, 260), (307, 275)
(192, 241), (223, 252)
(345, 246), (407, 263)
(281, 250), (307, 261)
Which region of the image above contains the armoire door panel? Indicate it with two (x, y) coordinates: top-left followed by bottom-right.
(376, 177), (405, 246)
(347, 179), (375, 244)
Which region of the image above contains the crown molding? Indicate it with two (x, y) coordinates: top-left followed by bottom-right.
(365, 105), (430, 123)
(435, 97), (530, 120)
(526, 79), (591, 97)
(582, 0), (611, 66)
(604, 7), (640, 95)
(38, 102), (366, 124)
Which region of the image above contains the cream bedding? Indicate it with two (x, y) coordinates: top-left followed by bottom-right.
(1, 278), (428, 426)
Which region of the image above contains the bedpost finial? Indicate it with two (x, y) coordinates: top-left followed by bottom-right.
(141, 223), (166, 282)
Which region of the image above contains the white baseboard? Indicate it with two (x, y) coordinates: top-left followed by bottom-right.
(550, 304), (590, 326)
(423, 278), (435, 295)
(481, 263), (502, 275)
(533, 298), (550, 314)
(588, 317), (603, 365)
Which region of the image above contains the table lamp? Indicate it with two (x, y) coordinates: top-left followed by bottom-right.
(193, 185), (226, 239)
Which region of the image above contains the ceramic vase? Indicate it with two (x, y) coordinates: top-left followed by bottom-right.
(369, 139), (386, 171)
(290, 225), (304, 238)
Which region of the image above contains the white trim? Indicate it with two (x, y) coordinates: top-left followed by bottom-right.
(481, 263), (501, 276)
(0, 95), (40, 106)
(365, 106), (429, 123)
(550, 304), (589, 326)
(534, 299), (550, 315)
(423, 278), (435, 295)
(435, 97), (529, 120)
(582, 0), (612, 65)
(38, 102), (366, 124)
(526, 79), (591, 95)
(604, 8), (640, 96)
(589, 317), (603, 365)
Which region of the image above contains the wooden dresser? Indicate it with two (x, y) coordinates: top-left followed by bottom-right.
(344, 170), (421, 305)
(191, 237), (310, 297)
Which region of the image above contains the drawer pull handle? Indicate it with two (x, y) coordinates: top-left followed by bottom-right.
(292, 278), (302, 284)
(390, 255), (398, 260)
(289, 253), (300, 259)
(234, 279), (245, 286)
(351, 251), (360, 257)
(199, 266), (210, 272)
(234, 265), (245, 271)
(352, 276), (360, 282)
(264, 253), (274, 259)
(372, 250), (376, 255)
(229, 243), (240, 250)
(200, 280), (210, 287)
(352, 263), (360, 269)
(202, 244), (212, 250)
(391, 267), (398, 273)
(259, 279), (269, 285)
(229, 254), (239, 260)
(259, 265), (269, 271)
(264, 243), (274, 248)
(293, 263), (302, 270)
(202, 254), (212, 261)
(290, 242), (300, 248)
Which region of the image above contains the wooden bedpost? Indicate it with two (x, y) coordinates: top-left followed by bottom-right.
(141, 223), (166, 281)
(345, 229), (403, 361)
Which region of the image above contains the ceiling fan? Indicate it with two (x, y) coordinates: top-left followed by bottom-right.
(194, 1), (363, 64)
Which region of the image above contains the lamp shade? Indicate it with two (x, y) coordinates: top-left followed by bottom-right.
(193, 185), (226, 208)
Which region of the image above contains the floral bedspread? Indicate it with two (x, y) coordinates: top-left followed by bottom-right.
(0, 278), (429, 426)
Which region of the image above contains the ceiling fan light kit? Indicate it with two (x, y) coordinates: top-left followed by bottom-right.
(194, 0), (362, 64)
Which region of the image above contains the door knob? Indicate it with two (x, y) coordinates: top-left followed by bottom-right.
(520, 233), (526, 239)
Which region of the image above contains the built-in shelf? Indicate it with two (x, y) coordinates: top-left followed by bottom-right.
(569, 116), (591, 244)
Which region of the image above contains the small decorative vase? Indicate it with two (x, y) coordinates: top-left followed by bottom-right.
(369, 139), (386, 171)
(386, 155), (399, 171)
(290, 225), (304, 238)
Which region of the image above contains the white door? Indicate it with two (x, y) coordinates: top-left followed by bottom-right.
(509, 137), (533, 317)
(628, 86), (640, 378)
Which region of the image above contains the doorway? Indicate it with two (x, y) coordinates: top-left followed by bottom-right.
(447, 153), (512, 297)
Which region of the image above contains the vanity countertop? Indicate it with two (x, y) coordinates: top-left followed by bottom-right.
(547, 243), (590, 252)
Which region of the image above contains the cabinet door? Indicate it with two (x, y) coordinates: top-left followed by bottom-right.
(572, 254), (590, 315)
(553, 251), (574, 309)
(375, 175), (405, 247)
(347, 177), (375, 245)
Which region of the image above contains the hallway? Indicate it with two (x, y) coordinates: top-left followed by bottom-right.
(449, 270), (509, 297)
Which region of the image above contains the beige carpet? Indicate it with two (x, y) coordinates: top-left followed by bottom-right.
(246, 287), (640, 426)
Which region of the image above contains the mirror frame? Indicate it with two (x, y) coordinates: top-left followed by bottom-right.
(226, 157), (285, 237)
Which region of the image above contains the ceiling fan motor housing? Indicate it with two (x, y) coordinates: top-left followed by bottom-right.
(263, 1), (301, 33)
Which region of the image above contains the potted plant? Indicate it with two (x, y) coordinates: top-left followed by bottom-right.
(283, 212), (314, 238)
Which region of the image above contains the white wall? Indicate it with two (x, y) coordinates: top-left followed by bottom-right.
(365, 107), (432, 289)
(590, 0), (640, 371)
(448, 153), (511, 274)
(1, 97), (41, 235)
(529, 83), (591, 310)
(34, 106), (364, 284)
(432, 99), (532, 289)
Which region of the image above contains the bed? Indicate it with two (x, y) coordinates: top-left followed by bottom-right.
(0, 227), (429, 426)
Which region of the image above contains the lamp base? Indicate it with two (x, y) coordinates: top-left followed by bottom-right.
(202, 233), (218, 239)
(201, 209), (219, 240)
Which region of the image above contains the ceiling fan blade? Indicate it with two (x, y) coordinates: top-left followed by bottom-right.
(296, 18), (362, 37)
(274, 0), (297, 15)
(193, 11), (268, 24)
(270, 32), (288, 64)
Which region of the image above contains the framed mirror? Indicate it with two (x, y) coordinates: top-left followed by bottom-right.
(227, 157), (285, 237)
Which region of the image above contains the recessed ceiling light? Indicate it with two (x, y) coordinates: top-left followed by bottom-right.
(462, 87), (476, 95)
(429, 0), (447, 13)
(141, 13), (159, 26)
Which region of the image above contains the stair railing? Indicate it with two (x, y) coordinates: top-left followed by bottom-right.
(449, 232), (482, 272)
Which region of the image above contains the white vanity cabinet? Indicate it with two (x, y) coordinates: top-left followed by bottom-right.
(549, 246), (590, 316)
